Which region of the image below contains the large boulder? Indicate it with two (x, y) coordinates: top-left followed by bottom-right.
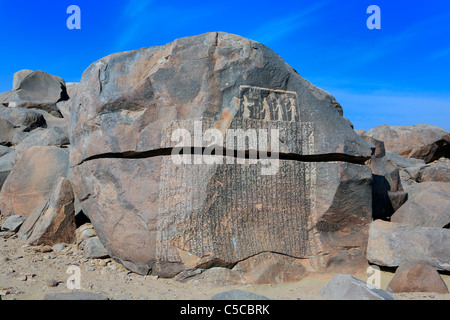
(0, 149), (15, 190)
(14, 127), (70, 161)
(386, 262), (449, 294)
(390, 182), (450, 228)
(18, 177), (76, 245)
(56, 82), (79, 120)
(12, 69), (34, 90)
(0, 146), (69, 218)
(417, 165), (450, 183)
(0, 119), (15, 146)
(364, 124), (450, 163)
(320, 274), (394, 300)
(0, 106), (47, 131)
(69, 32), (373, 276)
(367, 220), (450, 271)
(1, 70), (69, 116)
(361, 136), (407, 220)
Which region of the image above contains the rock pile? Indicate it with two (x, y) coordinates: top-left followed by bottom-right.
(0, 32), (448, 296)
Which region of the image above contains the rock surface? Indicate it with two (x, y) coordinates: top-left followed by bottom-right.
(0, 146), (69, 218)
(0, 106), (47, 131)
(364, 124), (450, 163)
(18, 177), (76, 246)
(82, 236), (109, 259)
(320, 274), (394, 300)
(1, 215), (25, 232)
(14, 127), (69, 161)
(0, 149), (15, 190)
(387, 262), (449, 294)
(361, 136), (407, 219)
(1, 70), (68, 116)
(69, 32), (374, 276)
(391, 182), (450, 228)
(367, 220), (450, 271)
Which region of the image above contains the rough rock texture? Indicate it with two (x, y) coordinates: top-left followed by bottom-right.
(0, 106), (47, 131)
(82, 236), (109, 259)
(320, 274), (394, 300)
(0, 146), (69, 218)
(1, 215), (25, 232)
(385, 150), (426, 169)
(367, 220), (450, 271)
(387, 262), (449, 294)
(364, 124), (450, 163)
(391, 182), (450, 228)
(232, 252), (308, 284)
(361, 136), (407, 219)
(69, 32), (374, 276)
(12, 69), (34, 90)
(1, 70), (68, 116)
(14, 127), (69, 161)
(56, 82), (79, 120)
(0, 119), (15, 146)
(18, 177), (76, 246)
(0, 149), (14, 190)
(417, 165), (450, 183)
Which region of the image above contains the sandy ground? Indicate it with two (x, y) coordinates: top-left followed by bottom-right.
(1, 233), (449, 301)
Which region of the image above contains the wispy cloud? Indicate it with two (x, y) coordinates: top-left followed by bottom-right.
(429, 46), (450, 61)
(248, 1), (330, 45)
(325, 88), (450, 131)
(123, 0), (154, 18)
(332, 10), (450, 71)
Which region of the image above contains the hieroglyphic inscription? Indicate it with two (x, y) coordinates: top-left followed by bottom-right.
(156, 86), (317, 263)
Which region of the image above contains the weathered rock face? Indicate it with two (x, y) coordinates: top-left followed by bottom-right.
(367, 220), (450, 271)
(18, 177), (76, 245)
(320, 274), (394, 300)
(0, 146), (69, 218)
(69, 32), (373, 276)
(1, 70), (69, 116)
(364, 124), (450, 163)
(387, 262), (449, 294)
(417, 165), (450, 183)
(391, 182), (450, 228)
(15, 127), (69, 161)
(0, 149), (14, 190)
(0, 119), (15, 146)
(0, 106), (47, 131)
(361, 136), (407, 220)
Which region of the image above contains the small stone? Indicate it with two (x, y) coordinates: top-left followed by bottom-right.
(43, 254), (56, 260)
(25, 274), (36, 281)
(86, 266), (95, 272)
(46, 280), (59, 287)
(1, 215), (25, 232)
(17, 275), (27, 281)
(95, 260), (107, 267)
(108, 263), (119, 271)
(51, 243), (67, 253)
(32, 245), (53, 253)
(13, 255), (23, 260)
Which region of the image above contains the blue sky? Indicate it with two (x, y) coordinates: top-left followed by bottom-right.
(0, 0), (449, 130)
